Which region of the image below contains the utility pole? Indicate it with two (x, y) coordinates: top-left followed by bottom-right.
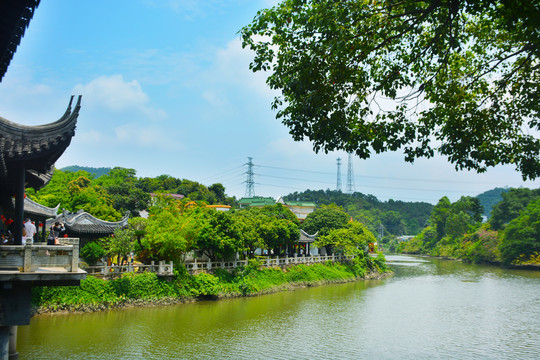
(336, 157), (342, 192)
(346, 152), (355, 194)
(244, 157), (255, 197)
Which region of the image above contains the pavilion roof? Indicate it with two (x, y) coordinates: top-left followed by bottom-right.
(0, 0), (40, 82)
(276, 196), (316, 208)
(0, 96), (81, 211)
(46, 210), (129, 237)
(282, 200), (317, 207)
(23, 197), (60, 219)
(238, 196), (276, 207)
(299, 229), (317, 243)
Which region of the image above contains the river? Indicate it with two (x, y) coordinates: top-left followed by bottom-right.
(18, 255), (540, 359)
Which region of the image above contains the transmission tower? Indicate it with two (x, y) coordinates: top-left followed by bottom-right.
(346, 152), (356, 194)
(336, 157), (342, 192)
(244, 157), (255, 197)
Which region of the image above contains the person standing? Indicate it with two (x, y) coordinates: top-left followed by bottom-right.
(23, 218), (36, 245)
(51, 221), (65, 245)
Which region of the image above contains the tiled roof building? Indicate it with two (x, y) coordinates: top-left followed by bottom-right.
(238, 196), (276, 208)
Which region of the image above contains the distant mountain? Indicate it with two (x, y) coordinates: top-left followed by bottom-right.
(476, 187), (509, 219)
(61, 166), (111, 178)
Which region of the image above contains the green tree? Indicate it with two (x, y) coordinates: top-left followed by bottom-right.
(80, 241), (106, 266)
(476, 187), (509, 219)
(30, 169), (122, 221)
(104, 228), (135, 266)
(241, 0), (540, 179)
(94, 167), (150, 217)
(314, 221), (376, 256)
(445, 211), (472, 239)
(260, 203), (300, 225)
(429, 197), (452, 241)
(235, 206), (299, 257)
(302, 206), (350, 236)
(208, 183), (226, 203)
(490, 188), (540, 230)
(129, 217), (148, 251)
(141, 205), (195, 263)
(195, 210), (244, 261)
(500, 199), (540, 265)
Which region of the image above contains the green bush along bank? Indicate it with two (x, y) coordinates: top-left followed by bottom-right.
(398, 190), (540, 267)
(32, 256), (389, 314)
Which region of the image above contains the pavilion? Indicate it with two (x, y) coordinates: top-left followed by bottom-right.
(46, 209), (130, 247)
(0, 95), (81, 244)
(0, 2), (86, 358)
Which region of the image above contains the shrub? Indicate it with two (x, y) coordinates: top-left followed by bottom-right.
(80, 241), (106, 266)
(191, 272), (220, 297)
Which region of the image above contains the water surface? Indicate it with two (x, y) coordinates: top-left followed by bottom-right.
(19, 255), (540, 359)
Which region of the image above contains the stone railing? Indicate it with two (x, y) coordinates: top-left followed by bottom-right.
(185, 254), (355, 274)
(0, 238), (80, 272)
(82, 254), (354, 277)
(85, 260), (174, 277)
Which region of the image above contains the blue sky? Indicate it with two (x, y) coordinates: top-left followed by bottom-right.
(1, 0), (538, 204)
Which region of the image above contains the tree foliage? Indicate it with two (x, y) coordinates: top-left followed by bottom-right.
(195, 209), (245, 261)
(302, 205), (350, 236)
(489, 188), (540, 230)
(28, 169), (122, 221)
(241, 0), (540, 179)
(500, 199), (540, 264)
(141, 205), (196, 262)
(315, 221), (376, 256)
(476, 187), (509, 219)
(80, 241), (106, 266)
(236, 205), (300, 256)
(284, 189), (432, 236)
(103, 228), (135, 266)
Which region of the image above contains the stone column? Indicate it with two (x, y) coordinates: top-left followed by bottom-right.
(8, 326), (17, 360)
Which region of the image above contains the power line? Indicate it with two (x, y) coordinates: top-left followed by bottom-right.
(223, 157), (525, 202)
(258, 164), (502, 185)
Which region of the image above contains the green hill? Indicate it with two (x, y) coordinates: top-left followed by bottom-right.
(61, 165), (111, 178)
(476, 187), (509, 219)
(283, 189), (433, 236)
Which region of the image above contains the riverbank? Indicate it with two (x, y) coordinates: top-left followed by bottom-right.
(399, 251), (540, 271)
(32, 256), (391, 316)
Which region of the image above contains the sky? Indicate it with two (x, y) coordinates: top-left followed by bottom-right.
(1, 0), (538, 205)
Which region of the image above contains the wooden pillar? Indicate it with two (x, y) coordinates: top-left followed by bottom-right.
(13, 166), (25, 246)
(40, 218), (47, 243)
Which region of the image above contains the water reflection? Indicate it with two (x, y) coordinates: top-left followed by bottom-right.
(19, 256), (540, 359)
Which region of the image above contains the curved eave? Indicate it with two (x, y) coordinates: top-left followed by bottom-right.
(22, 196), (60, 218)
(62, 226), (120, 237)
(299, 229), (318, 243)
(0, 95), (81, 163)
(46, 210), (129, 235)
(25, 166), (55, 190)
(0, 0), (40, 81)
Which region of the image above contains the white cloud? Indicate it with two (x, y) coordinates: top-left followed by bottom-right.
(268, 137), (319, 158)
(141, 0), (233, 19)
(114, 123), (184, 151)
(76, 129), (104, 144)
(210, 37), (277, 98)
(73, 75), (167, 120)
